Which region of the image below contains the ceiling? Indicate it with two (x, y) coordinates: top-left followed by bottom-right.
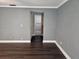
(0, 0), (68, 8)
(15, 0), (68, 8)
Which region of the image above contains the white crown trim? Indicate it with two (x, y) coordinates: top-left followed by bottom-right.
(0, 0), (68, 9)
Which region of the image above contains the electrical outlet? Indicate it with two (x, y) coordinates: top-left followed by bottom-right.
(60, 42), (62, 45)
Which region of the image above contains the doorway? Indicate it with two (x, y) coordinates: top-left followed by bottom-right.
(31, 12), (44, 43)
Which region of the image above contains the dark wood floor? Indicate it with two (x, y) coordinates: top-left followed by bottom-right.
(0, 43), (66, 59)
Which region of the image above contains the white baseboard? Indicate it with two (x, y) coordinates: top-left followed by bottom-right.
(0, 40), (55, 43)
(0, 40), (30, 43)
(43, 40), (56, 43)
(0, 40), (71, 59)
(43, 40), (71, 59)
(54, 41), (71, 59)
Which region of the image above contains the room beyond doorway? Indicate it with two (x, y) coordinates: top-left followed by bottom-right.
(31, 12), (44, 43)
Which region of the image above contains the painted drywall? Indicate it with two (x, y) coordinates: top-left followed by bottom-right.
(0, 8), (31, 40)
(0, 8), (56, 40)
(56, 0), (79, 59)
(41, 9), (56, 40)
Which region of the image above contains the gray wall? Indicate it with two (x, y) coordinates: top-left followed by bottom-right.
(0, 8), (56, 40)
(0, 8), (31, 40)
(56, 0), (79, 59)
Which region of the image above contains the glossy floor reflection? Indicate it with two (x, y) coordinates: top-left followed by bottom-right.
(0, 43), (66, 59)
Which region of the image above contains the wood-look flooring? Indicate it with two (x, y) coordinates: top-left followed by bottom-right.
(0, 43), (66, 59)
